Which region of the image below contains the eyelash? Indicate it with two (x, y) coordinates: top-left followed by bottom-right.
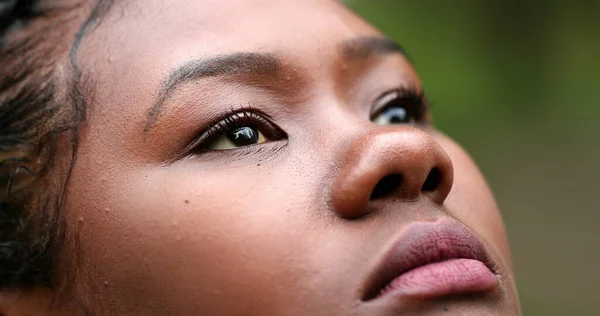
(188, 107), (285, 153)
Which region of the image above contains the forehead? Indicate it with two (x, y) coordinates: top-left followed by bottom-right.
(77, 0), (385, 118)
(81, 0), (381, 70)
(112, 0), (372, 43)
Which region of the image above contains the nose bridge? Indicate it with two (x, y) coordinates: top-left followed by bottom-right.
(330, 127), (454, 219)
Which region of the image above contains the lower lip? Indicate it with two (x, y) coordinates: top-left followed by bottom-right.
(379, 259), (498, 299)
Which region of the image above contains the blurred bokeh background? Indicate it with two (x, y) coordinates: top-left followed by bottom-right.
(346, 1), (599, 315)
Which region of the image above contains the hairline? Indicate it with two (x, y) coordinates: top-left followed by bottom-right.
(45, 0), (115, 309)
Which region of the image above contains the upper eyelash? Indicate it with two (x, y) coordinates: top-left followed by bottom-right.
(203, 111), (256, 141)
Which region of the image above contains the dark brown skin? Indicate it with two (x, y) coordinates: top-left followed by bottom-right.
(2, 0), (520, 315)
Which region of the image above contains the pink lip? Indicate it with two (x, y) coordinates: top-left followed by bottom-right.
(362, 219), (499, 301)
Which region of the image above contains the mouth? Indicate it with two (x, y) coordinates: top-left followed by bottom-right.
(362, 218), (499, 301)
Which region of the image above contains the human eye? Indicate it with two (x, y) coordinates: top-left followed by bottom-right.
(370, 88), (428, 126)
(190, 109), (286, 153)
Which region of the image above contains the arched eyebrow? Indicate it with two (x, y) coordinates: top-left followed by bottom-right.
(145, 36), (405, 132)
(145, 52), (280, 131)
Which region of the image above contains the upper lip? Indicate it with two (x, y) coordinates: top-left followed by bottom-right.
(361, 218), (498, 301)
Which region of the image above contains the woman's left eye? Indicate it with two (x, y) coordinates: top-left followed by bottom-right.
(370, 89), (426, 126)
(372, 106), (412, 125)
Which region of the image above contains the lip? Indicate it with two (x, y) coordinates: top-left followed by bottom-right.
(362, 218), (499, 301)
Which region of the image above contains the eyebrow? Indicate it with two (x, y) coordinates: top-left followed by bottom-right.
(145, 53), (281, 131)
(145, 36), (405, 131)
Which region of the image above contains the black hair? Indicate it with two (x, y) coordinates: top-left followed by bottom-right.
(0, 0), (112, 294)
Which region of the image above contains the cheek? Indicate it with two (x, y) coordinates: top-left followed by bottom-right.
(67, 160), (327, 314)
(435, 133), (514, 273)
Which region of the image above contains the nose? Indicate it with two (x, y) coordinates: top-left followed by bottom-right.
(330, 127), (454, 219)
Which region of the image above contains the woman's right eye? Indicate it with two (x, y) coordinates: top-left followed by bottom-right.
(190, 110), (285, 153)
(209, 125), (268, 150)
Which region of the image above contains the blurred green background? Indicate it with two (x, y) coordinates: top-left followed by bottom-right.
(347, 1), (599, 315)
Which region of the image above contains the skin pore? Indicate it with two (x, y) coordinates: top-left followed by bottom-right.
(3, 0), (520, 315)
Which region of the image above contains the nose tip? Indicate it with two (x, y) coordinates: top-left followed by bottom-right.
(330, 128), (454, 219)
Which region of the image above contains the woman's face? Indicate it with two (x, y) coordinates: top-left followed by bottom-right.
(63, 0), (520, 314)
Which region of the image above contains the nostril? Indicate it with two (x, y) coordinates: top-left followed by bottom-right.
(370, 174), (403, 200)
(421, 168), (441, 192)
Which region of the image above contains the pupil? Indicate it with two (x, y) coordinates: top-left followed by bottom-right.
(384, 107), (409, 123)
(228, 126), (259, 146)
